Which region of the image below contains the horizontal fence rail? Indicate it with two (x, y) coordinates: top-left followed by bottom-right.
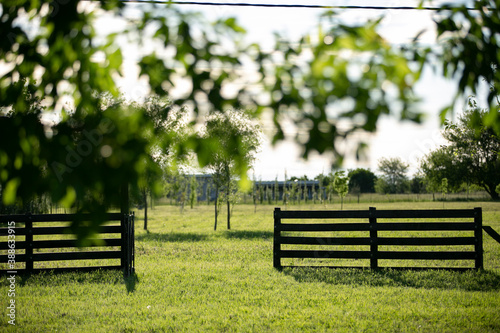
(273, 207), (483, 270)
(0, 212), (135, 276)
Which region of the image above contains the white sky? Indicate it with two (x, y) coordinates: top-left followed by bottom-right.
(110, 0), (477, 180)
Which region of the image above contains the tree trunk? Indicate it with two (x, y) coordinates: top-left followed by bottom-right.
(226, 180), (231, 229)
(227, 199), (230, 230)
(144, 196), (148, 230)
(143, 189), (148, 230)
(214, 184), (218, 231)
(485, 183), (499, 200)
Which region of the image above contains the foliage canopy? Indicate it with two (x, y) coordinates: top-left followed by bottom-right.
(421, 109), (500, 200)
(1, 0), (499, 238)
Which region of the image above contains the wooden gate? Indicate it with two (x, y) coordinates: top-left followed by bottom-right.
(0, 212), (135, 276)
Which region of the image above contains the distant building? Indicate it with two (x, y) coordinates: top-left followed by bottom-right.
(257, 180), (321, 201)
(194, 174), (216, 201)
(180, 175), (322, 202)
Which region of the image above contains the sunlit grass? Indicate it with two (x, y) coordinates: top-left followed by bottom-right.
(1, 202), (500, 332)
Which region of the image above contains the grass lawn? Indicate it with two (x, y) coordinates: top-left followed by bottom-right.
(1, 201), (500, 332)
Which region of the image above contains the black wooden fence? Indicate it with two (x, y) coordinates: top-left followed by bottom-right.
(0, 212), (135, 276)
(274, 207), (483, 270)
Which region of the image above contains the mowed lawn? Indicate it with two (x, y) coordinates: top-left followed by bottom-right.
(1, 201), (500, 332)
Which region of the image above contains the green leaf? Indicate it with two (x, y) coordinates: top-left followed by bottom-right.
(109, 48), (123, 74)
(3, 178), (20, 205)
(60, 186), (77, 208)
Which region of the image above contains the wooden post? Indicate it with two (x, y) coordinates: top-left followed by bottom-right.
(474, 207), (483, 270)
(130, 212), (135, 275)
(273, 208), (282, 270)
(25, 213), (33, 273)
(123, 212), (135, 277)
(369, 207), (378, 269)
(121, 213), (126, 273)
(120, 183), (129, 274)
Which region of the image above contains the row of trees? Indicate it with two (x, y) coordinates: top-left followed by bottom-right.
(134, 102), (261, 231)
(372, 109), (500, 201)
(156, 99), (500, 209)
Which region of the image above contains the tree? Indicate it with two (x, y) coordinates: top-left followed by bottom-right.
(422, 109), (500, 200)
(376, 158), (409, 194)
(189, 175), (198, 209)
(274, 177), (279, 205)
(419, 146), (469, 195)
(348, 168), (377, 193)
(410, 175), (427, 196)
(283, 170), (289, 207)
(332, 171), (349, 210)
(135, 95), (189, 230)
(315, 173), (326, 205)
(201, 110), (261, 230)
(441, 178), (448, 207)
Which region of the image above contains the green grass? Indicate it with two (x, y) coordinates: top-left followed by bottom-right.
(1, 202), (500, 332)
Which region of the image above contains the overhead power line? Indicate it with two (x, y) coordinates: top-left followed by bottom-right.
(111, 0), (477, 11)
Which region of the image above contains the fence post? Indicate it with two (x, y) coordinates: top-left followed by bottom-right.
(128, 212), (135, 276)
(474, 207), (483, 269)
(121, 213), (127, 274)
(273, 208), (282, 270)
(25, 213), (33, 274)
(369, 207), (378, 269)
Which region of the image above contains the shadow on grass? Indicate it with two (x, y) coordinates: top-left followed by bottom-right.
(222, 230), (273, 240)
(3, 269), (140, 292)
(283, 267), (500, 292)
(124, 272), (139, 293)
(135, 231), (209, 243)
(4, 268), (126, 287)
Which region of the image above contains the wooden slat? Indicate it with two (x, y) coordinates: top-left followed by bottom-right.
(0, 213), (122, 223)
(279, 210), (370, 219)
(279, 236), (371, 246)
(277, 222), (475, 232)
(30, 225), (122, 235)
(375, 251), (476, 260)
(1, 251), (122, 263)
(374, 222), (475, 231)
(375, 237), (476, 246)
(373, 209), (476, 219)
(278, 236), (476, 246)
(483, 226), (500, 244)
(0, 225), (122, 236)
(279, 250), (371, 259)
(0, 254), (27, 262)
(278, 223), (370, 232)
(0, 228), (20, 236)
(0, 238), (122, 250)
(278, 250), (476, 260)
(32, 251), (122, 261)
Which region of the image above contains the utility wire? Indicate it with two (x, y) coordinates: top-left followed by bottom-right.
(94, 0), (478, 11)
